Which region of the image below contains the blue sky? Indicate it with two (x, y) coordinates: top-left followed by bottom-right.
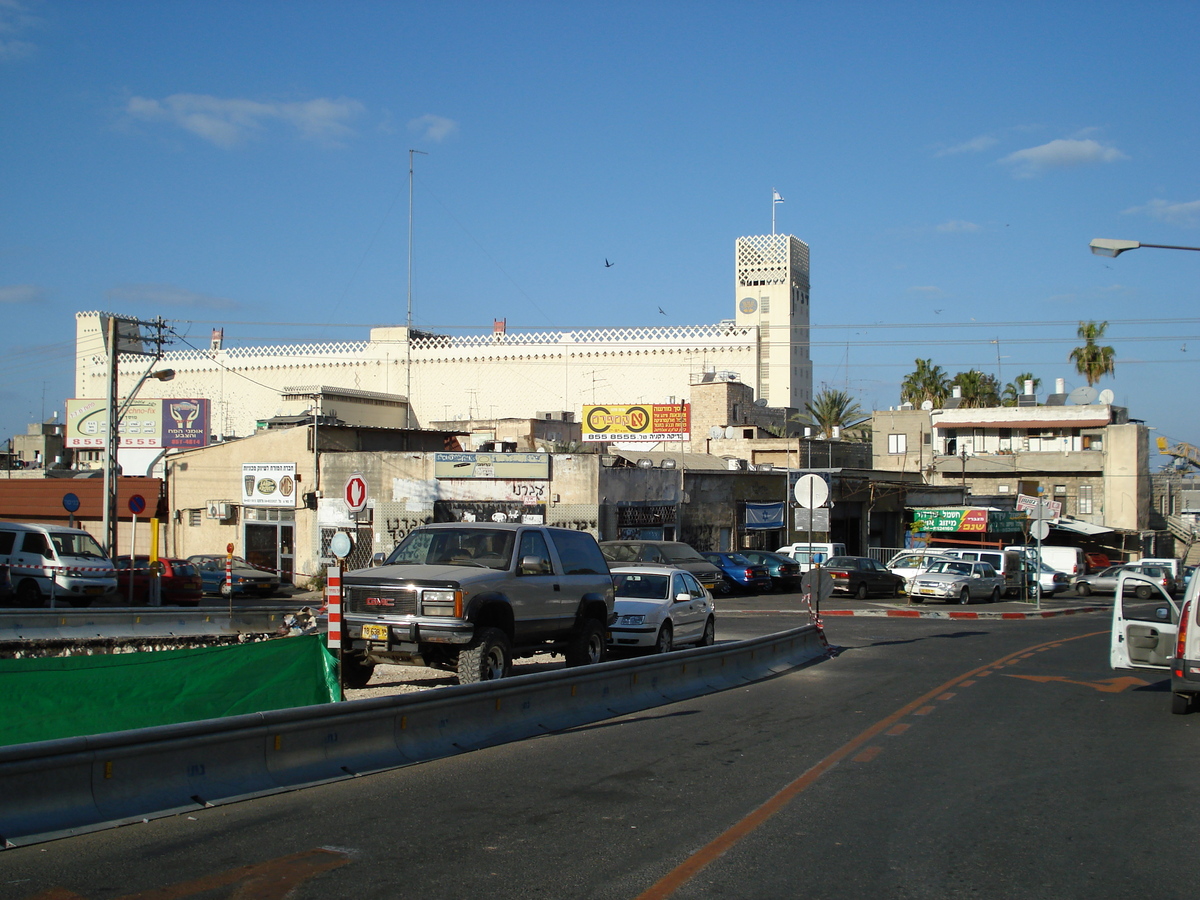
(3, 1), (1199, 460)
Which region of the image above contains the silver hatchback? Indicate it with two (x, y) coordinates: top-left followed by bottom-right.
(910, 559), (1005, 605)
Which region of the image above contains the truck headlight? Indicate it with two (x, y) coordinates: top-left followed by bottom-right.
(422, 589), (462, 617)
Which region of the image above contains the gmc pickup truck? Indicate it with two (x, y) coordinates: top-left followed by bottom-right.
(341, 523), (615, 686)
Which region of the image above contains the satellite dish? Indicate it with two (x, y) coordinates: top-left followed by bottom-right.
(920, 400), (934, 411)
(724, 426), (738, 439)
(1098, 388), (1114, 404)
(1067, 386), (1098, 405)
(754, 398), (769, 407)
(708, 426), (724, 440)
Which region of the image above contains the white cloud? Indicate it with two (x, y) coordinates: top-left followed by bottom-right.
(0, 0), (40, 62)
(105, 284), (239, 310)
(936, 220), (981, 233)
(999, 138), (1127, 178)
(936, 135), (997, 157)
(408, 114), (459, 142)
(907, 285), (944, 295)
(0, 283), (43, 304)
(1123, 198), (1200, 227)
(125, 93), (366, 148)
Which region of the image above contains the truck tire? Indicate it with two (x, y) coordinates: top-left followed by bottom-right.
(341, 651), (376, 689)
(457, 627), (512, 684)
(565, 618), (606, 667)
(16, 580), (43, 607)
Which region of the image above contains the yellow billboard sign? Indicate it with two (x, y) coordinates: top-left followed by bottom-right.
(582, 404), (691, 442)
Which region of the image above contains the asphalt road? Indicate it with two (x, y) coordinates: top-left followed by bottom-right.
(2, 606), (1195, 900)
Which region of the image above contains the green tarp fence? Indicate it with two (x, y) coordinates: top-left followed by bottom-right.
(0, 634), (339, 748)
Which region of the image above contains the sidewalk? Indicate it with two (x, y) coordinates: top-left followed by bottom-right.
(720, 591), (1109, 620)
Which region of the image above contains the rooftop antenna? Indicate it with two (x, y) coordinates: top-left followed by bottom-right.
(406, 148), (428, 429)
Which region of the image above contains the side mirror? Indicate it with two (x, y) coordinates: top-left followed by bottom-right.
(675, 592), (691, 603)
(1156, 607), (1170, 622)
(371, 552), (386, 567)
(519, 554), (548, 576)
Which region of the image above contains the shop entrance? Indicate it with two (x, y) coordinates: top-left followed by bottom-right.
(244, 510), (295, 585)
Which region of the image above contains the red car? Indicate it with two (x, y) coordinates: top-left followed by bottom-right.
(114, 556), (204, 606)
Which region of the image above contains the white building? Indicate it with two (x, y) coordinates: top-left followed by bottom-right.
(74, 235), (813, 438)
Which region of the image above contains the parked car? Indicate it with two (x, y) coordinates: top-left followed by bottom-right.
(115, 556), (203, 606)
(938, 548), (1024, 598)
(737, 550), (803, 592)
(187, 555), (281, 597)
(775, 542), (847, 572)
(909, 559), (1005, 604)
(821, 555), (906, 599)
(599, 541), (724, 592)
(886, 550), (955, 592)
(1076, 564), (1175, 599)
(1085, 551), (1111, 573)
(608, 565), (716, 654)
(700, 552), (772, 595)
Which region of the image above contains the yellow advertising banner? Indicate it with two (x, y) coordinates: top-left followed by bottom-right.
(582, 404), (691, 442)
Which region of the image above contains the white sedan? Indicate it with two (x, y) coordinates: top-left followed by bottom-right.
(608, 565), (717, 654)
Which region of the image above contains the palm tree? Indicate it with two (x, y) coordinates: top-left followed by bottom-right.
(951, 370), (1000, 408)
(900, 358), (950, 408)
(1001, 373), (1041, 407)
(794, 387), (870, 439)
(1069, 320), (1116, 386)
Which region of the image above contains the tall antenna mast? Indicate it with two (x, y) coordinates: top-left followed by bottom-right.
(406, 148), (427, 429)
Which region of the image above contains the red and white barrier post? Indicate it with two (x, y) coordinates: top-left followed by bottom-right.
(326, 563), (344, 700)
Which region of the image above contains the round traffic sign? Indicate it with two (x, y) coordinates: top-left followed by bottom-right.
(62, 492), (80, 513)
(330, 531), (353, 559)
(794, 474), (829, 509)
(344, 473), (368, 512)
(128, 494), (146, 515)
(1031, 520), (1051, 540)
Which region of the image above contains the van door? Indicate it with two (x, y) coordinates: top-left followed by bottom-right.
(1111, 572), (1180, 670)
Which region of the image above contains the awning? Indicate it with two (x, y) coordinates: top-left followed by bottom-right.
(1052, 518), (1112, 536)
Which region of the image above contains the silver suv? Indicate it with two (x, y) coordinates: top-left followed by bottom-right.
(342, 523), (614, 686)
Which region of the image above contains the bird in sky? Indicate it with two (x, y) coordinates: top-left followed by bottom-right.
(658, 307), (666, 315)
(605, 259), (614, 267)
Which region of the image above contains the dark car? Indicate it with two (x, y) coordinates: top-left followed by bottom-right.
(822, 555), (906, 599)
(599, 541), (724, 592)
(115, 555), (203, 606)
(737, 550), (803, 592)
(700, 551), (773, 595)
(187, 555), (281, 597)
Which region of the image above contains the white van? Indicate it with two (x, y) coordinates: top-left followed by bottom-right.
(775, 542), (847, 572)
(1006, 544), (1086, 581)
(0, 522), (117, 607)
(1137, 557), (1182, 581)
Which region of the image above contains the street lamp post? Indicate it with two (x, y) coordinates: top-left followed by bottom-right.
(1089, 238), (1200, 257)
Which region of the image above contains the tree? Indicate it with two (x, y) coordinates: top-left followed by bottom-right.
(794, 387), (870, 439)
(900, 358), (950, 408)
(950, 370), (1000, 408)
(1069, 320), (1116, 386)
(1001, 373), (1041, 407)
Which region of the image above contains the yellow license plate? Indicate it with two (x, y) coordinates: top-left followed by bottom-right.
(361, 624), (390, 641)
(919, 588), (935, 594)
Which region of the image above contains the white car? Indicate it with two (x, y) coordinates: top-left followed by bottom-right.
(608, 566), (716, 654)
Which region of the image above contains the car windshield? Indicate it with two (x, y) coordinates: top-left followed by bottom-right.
(660, 544), (705, 562)
(924, 560), (972, 576)
(824, 556), (857, 567)
(386, 528), (515, 570)
(602, 544), (642, 563)
(613, 572), (671, 600)
(50, 532), (107, 560)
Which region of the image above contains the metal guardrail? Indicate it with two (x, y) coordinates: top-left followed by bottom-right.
(0, 623), (827, 848)
(0, 606), (310, 642)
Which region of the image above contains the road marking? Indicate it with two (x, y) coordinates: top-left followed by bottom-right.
(1002, 674), (1149, 693)
(853, 746), (883, 763)
(886, 723), (910, 736)
(914, 706), (936, 716)
(633, 629), (1106, 900)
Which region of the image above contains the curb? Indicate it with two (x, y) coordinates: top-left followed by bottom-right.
(724, 605), (1107, 620)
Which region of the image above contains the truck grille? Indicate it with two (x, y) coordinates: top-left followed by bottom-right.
(343, 585), (419, 616)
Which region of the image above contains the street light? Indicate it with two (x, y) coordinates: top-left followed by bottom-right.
(1089, 238), (1200, 257)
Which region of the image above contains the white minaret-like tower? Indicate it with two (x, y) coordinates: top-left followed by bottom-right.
(734, 234), (812, 411)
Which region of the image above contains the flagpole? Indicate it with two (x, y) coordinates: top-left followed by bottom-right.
(772, 188), (777, 235)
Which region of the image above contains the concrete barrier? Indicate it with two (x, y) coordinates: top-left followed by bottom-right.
(0, 624), (827, 848)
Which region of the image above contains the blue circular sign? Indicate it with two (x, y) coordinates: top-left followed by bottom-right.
(128, 494), (146, 515)
(62, 492), (80, 513)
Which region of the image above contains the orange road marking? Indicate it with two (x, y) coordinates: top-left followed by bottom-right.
(853, 746), (883, 763)
(886, 723), (910, 736)
(914, 706), (936, 716)
(1002, 674), (1149, 693)
(960, 679), (976, 687)
(633, 629), (1106, 900)
(938, 692), (956, 701)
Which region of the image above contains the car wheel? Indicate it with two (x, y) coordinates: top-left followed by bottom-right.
(699, 616), (715, 646)
(855, 583), (868, 600)
(990, 587), (1000, 603)
(457, 626), (512, 684)
(16, 579), (43, 607)
(1135, 584), (1153, 600)
(1076, 582), (1092, 597)
(716, 578), (734, 596)
(1029, 583), (1042, 600)
(653, 621), (673, 654)
(341, 651), (376, 689)
(959, 588), (971, 605)
(1172, 692), (1192, 715)
(565, 618), (606, 667)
